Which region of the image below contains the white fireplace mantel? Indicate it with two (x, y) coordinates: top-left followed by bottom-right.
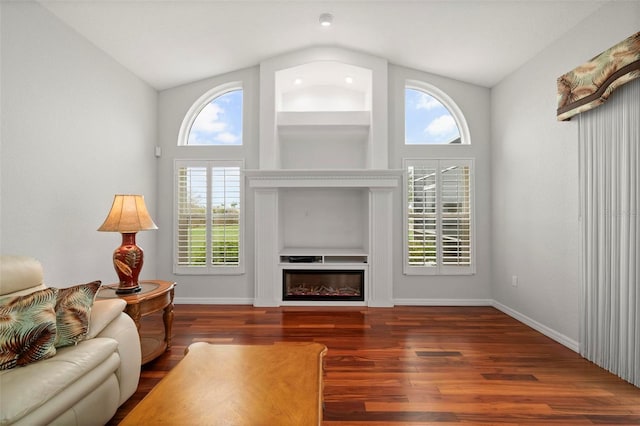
(245, 169), (402, 188)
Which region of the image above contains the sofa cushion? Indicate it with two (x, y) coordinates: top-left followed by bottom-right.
(0, 288), (59, 370)
(0, 255), (45, 296)
(53, 281), (102, 348)
(0, 337), (119, 425)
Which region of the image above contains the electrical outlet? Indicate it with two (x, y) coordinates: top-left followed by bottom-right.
(511, 275), (518, 287)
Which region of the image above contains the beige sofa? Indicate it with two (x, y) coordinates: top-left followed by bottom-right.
(0, 256), (141, 425)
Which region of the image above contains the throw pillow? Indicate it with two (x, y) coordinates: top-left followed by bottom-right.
(53, 281), (102, 348)
(0, 288), (59, 370)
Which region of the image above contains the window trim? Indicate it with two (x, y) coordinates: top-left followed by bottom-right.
(173, 159), (245, 275)
(405, 80), (471, 145)
(178, 81), (243, 146)
(403, 157), (475, 276)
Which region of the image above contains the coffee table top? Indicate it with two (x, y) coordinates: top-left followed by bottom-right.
(120, 341), (327, 425)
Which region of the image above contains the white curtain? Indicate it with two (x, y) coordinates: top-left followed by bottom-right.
(578, 78), (639, 387)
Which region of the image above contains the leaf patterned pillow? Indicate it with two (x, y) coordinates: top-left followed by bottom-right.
(54, 281), (101, 348)
(0, 288), (59, 370)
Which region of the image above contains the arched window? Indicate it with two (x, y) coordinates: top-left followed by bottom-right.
(405, 82), (470, 145)
(179, 84), (243, 146)
(403, 81), (474, 275)
(175, 82), (245, 275)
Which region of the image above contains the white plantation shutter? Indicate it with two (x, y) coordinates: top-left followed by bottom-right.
(440, 161), (471, 269)
(175, 160), (244, 275)
(407, 162), (438, 266)
(211, 167), (240, 266)
(177, 165), (208, 266)
(404, 159), (474, 275)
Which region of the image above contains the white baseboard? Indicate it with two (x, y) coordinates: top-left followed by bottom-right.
(492, 300), (579, 353)
(174, 297), (253, 305)
(394, 298), (494, 306)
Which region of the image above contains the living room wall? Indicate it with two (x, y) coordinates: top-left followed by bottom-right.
(389, 65), (492, 304)
(491, 1), (640, 348)
(0, 2), (158, 286)
(155, 52), (492, 303)
(156, 67), (260, 302)
(3, 1), (636, 353)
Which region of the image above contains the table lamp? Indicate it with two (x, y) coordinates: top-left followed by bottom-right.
(98, 194), (158, 294)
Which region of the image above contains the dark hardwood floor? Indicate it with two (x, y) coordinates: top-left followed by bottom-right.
(108, 305), (640, 425)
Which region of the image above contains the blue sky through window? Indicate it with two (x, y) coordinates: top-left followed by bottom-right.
(405, 88), (460, 144)
(188, 89), (243, 145)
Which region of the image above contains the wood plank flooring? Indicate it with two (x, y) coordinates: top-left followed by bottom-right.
(108, 305), (640, 425)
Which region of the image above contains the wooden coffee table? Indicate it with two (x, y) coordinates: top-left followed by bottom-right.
(120, 341), (327, 425)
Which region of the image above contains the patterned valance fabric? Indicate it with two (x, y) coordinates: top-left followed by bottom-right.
(557, 31), (640, 121)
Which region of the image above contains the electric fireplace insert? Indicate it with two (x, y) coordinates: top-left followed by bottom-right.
(283, 269), (365, 301)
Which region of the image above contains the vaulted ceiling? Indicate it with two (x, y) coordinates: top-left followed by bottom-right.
(39, 0), (608, 90)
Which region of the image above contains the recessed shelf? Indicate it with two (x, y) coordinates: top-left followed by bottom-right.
(277, 111), (370, 130)
(279, 247), (368, 265)
(280, 247), (368, 256)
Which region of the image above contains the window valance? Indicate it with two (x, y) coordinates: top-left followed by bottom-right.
(557, 31), (639, 121)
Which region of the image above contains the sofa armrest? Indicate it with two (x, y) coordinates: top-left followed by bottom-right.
(89, 299), (141, 405)
(87, 299), (127, 339)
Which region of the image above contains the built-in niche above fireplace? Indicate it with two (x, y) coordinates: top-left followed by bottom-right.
(250, 47), (398, 307)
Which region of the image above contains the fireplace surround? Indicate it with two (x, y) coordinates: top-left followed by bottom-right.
(248, 170), (399, 307)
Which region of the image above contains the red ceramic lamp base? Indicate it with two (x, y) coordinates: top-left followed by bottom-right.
(113, 232), (144, 294)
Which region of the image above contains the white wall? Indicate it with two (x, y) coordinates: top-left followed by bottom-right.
(15, 0), (632, 327)
(491, 2), (640, 346)
(0, 2), (158, 286)
(390, 65), (493, 303)
(156, 68), (259, 302)
(157, 56), (491, 304)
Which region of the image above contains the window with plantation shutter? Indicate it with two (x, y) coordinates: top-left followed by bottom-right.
(404, 158), (474, 275)
(175, 160), (244, 275)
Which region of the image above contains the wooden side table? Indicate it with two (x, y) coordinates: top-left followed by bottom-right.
(97, 280), (176, 364)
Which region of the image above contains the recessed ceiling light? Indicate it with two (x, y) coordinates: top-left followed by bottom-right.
(319, 13), (333, 27)
(294, 78), (302, 85)
(345, 76), (353, 84)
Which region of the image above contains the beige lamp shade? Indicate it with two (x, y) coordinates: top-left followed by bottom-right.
(98, 194), (158, 233)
